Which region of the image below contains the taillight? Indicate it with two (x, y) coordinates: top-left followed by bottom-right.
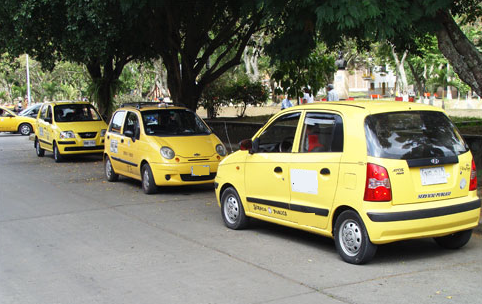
(470, 159), (477, 191)
(364, 163), (392, 201)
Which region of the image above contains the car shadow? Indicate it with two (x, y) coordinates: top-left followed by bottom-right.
(244, 219), (461, 265)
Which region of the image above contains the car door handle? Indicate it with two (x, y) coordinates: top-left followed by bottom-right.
(121, 139), (124, 143)
(274, 166), (283, 173)
(320, 168), (330, 175)
(107, 135), (110, 140)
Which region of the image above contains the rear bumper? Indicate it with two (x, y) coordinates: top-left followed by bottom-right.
(364, 198), (481, 244)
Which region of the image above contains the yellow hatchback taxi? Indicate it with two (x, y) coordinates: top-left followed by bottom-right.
(104, 102), (227, 194)
(0, 105), (35, 135)
(214, 101), (480, 264)
(34, 101), (107, 162)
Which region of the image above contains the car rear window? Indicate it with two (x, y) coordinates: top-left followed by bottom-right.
(365, 111), (468, 160)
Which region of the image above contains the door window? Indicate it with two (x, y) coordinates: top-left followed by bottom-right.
(123, 112), (140, 138)
(109, 111), (125, 133)
(256, 112), (301, 153)
(300, 112), (344, 153)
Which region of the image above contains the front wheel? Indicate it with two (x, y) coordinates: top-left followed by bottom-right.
(35, 139), (45, 157)
(334, 210), (377, 264)
(18, 123), (32, 135)
(53, 142), (63, 163)
(434, 229), (473, 249)
(221, 187), (248, 230)
(141, 163), (157, 194)
(105, 156), (119, 182)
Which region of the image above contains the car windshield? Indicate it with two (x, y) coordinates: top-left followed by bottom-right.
(365, 111), (468, 160)
(54, 104), (102, 122)
(141, 109), (211, 136)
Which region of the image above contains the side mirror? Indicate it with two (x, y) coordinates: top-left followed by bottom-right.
(124, 130), (134, 140)
(239, 139), (252, 151)
(6, 113), (14, 118)
(44, 117), (52, 124)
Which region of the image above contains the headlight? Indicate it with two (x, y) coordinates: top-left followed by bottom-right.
(160, 146), (175, 159)
(100, 129), (106, 137)
(60, 131), (75, 139)
(216, 144), (227, 156)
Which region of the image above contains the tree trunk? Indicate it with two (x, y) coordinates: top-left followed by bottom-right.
(407, 60), (423, 97)
(86, 59), (126, 119)
(436, 9), (482, 97)
(391, 46), (408, 94)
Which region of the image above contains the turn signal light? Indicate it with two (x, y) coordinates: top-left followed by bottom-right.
(470, 159), (477, 191)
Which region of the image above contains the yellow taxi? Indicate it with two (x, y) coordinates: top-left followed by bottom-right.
(34, 101), (108, 162)
(104, 102), (227, 194)
(0, 105), (36, 135)
(214, 101), (480, 264)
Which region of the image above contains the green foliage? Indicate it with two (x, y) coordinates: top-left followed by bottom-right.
(199, 74), (232, 119)
(227, 76), (269, 117)
(271, 44), (336, 98)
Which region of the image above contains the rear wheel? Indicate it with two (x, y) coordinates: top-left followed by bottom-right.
(18, 123), (32, 135)
(53, 142), (63, 163)
(434, 229), (473, 249)
(141, 163), (157, 194)
(35, 139), (45, 157)
(105, 156), (119, 182)
(221, 187), (248, 230)
(334, 210), (377, 264)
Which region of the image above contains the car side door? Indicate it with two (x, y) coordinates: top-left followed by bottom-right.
(37, 105), (54, 150)
(120, 111), (142, 178)
(106, 111), (128, 175)
(244, 111), (302, 223)
(289, 112), (343, 230)
(0, 108), (16, 132)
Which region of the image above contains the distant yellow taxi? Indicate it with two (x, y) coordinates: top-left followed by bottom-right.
(0, 105), (36, 135)
(104, 102), (227, 194)
(34, 101), (108, 162)
(214, 101), (480, 264)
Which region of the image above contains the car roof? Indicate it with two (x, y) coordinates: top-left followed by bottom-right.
(42, 101), (92, 106)
(118, 102), (188, 112)
(284, 100), (445, 115)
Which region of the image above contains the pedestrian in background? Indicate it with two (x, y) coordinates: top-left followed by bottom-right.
(326, 84), (339, 101)
(281, 96), (293, 110)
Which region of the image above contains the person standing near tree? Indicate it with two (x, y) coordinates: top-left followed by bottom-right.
(281, 95), (293, 109)
(326, 84), (339, 101)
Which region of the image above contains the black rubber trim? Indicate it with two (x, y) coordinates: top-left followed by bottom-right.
(406, 156), (459, 168)
(367, 199), (481, 222)
(247, 197), (328, 217)
(111, 156), (138, 167)
(247, 197), (290, 210)
(64, 145), (104, 151)
(39, 139), (52, 146)
(290, 204), (329, 216)
(180, 173), (216, 181)
(57, 141), (76, 145)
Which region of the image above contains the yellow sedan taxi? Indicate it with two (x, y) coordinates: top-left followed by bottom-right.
(0, 105), (36, 135)
(34, 101), (108, 162)
(214, 101), (480, 264)
(104, 102), (227, 194)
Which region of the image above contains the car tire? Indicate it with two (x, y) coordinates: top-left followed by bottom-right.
(221, 187), (248, 230)
(18, 123), (32, 136)
(53, 142), (63, 163)
(105, 156), (119, 182)
(334, 210), (377, 264)
(141, 163), (157, 194)
(434, 229), (473, 249)
(35, 139), (45, 157)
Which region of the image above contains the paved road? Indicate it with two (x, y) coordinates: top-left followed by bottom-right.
(1, 134), (482, 304)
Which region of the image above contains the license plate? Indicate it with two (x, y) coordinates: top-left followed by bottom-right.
(420, 167), (447, 186)
(191, 165), (210, 176)
(83, 140), (96, 147)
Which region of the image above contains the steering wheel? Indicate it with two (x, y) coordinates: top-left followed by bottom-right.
(279, 136), (294, 152)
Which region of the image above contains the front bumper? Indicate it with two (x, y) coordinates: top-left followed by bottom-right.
(150, 161), (219, 186)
